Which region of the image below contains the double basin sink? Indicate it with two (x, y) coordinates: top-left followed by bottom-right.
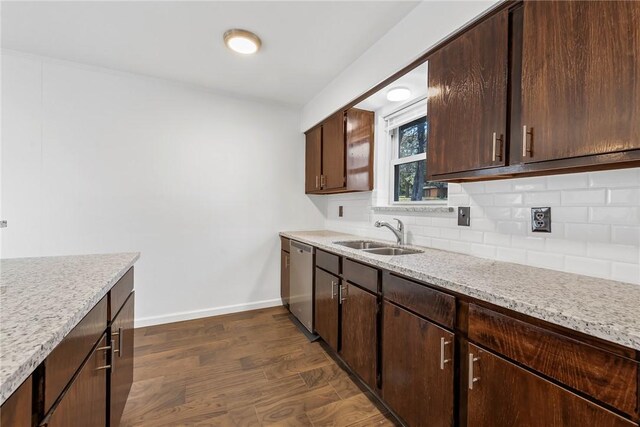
(334, 240), (423, 256)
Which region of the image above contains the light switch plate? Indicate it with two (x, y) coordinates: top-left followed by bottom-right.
(531, 207), (551, 232)
(338, 206), (343, 217)
(458, 207), (470, 227)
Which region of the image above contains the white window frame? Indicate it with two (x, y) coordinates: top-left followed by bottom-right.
(385, 98), (447, 205)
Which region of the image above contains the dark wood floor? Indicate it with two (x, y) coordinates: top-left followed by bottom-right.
(120, 306), (399, 426)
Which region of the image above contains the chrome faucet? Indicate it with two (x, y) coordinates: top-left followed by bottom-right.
(374, 218), (405, 246)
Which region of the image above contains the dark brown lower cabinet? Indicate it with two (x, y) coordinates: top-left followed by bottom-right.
(382, 301), (454, 427)
(314, 267), (339, 351)
(110, 293), (135, 427)
(1, 376), (32, 427)
(465, 342), (636, 427)
(41, 335), (108, 427)
(340, 283), (377, 390)
(280, 250), (290, 307)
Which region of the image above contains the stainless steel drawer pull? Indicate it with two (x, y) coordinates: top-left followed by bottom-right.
(96, 339), (115, 371)
(112, 328), (123, 357)
(440, 337), (451, 370)
(330, 280), (336, 299)
(468, 353), (480, 390)
(522, 126), (533, 157)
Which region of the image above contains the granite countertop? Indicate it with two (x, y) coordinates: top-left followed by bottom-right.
(281, 230), (640, 352)
(0, 253), (140, 405)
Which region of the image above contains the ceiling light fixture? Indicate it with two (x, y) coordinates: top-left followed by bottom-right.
(386, 87), (411, 102)
(223, 29), (262, 55)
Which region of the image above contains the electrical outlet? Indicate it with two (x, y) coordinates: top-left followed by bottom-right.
(531, 207), (551, 232)
(458, 207), (470, 226)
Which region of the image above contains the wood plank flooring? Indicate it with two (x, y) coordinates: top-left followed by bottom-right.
(120, 306), (399, 426)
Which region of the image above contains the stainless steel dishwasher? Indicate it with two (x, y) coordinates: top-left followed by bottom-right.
(289, 240), (314, 333)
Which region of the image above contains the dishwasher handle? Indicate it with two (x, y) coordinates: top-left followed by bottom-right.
(290, 240), (314, 254)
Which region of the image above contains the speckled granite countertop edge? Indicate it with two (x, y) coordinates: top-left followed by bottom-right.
(0, 253), (140, 404)
(280, 230), (640, 352)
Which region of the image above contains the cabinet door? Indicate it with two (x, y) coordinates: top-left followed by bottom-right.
(340, 283), (377, 390)
(110, 294), (134, 427)
(382, 301), (454, 427)
(42, 336), (108, 427)
(520, 1), (640, 163)
(322, 111), (346, 190)
(466, 343), (636, 427)
(1, 376), (32, 427)
(427, 9), (508, 177)
(305, 126), (322, 193)
(280, 250), (290, 307)
(314, 268), (339, 351)
(345, 108), (374, 191)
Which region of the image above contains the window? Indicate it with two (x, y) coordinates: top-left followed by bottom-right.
(390, 116), (448, 203)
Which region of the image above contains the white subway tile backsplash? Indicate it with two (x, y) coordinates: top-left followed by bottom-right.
(607, 188), (640, 205)
(496, 247), (526, 264)
(494, 193), (524, 206)
(564, 223), (611, 243)
(482, 180), (512, 193)
(561, 189), (606, 206)
(564, 256), (611, 279)
(546, 173), (589, 190)
(527, 251), (565, 270)
(553, 207), (589, 223)
(512, 177), (547, 192)
(545, 238), (587, 256)
(612, 262), (640, 284)
(589, 207), (640, 225)
(325, 167), (640, 285)
(611, 226), (640, 246)
(512, 235), (546, 250)
(484, 232), (511, 247)
(589, 168), (640, 188)
(587, 243), (639, 263)
(524, 191), (561, 206)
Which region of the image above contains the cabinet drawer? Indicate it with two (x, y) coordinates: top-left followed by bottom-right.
(280, 236), (290, 253)
(110, 267), (133, 321)
(316, 249), (339, 275)
(468, 304), (639, 417)
(343, 259), (378, 293)
(44, 295), (108, 413)
(383, 274), (455, 329)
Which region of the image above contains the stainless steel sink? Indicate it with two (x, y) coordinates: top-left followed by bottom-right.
(362, 247), (423, 256)
(334, 240), (390, 250)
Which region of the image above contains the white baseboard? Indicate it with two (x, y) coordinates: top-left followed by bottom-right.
(134, 298), (283, 328)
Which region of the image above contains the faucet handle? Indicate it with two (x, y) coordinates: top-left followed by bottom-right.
(393, 218), (404, 230)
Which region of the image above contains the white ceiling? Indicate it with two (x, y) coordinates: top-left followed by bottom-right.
(1, 1), (419, 106)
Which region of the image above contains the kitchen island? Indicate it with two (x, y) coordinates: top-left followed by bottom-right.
(0, 252), (139, 426)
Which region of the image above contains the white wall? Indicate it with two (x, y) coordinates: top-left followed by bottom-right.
(323, 169), (640, 285)
(1, 51), (325, 326)
(300, 0), (499, 131)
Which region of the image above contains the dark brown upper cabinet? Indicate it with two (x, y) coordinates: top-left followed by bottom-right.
(305, 108), (374, 194)
(305, 125), (322, 193)
(427, 9), (509, 178)
(519, 1), (640, 164)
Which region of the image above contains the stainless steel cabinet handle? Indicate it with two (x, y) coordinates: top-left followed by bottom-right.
(340, 284), (348, 303)
(320, 175), (326, 188)
(315, 176), (319, 189)
(112, 327), (123, 357)
(330, 280), (335, 299)
(468, 353), (480, 390)
(492, 132), (497, 162)
(522, 125), (533, 158)
(96, 339), (115, 371)
(492, 132), (503, 162)
(440, 337), (451, 370)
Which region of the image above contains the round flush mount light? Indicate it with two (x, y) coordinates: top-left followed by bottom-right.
(386, 87), (411, 102)
(223, 29), (262, 55)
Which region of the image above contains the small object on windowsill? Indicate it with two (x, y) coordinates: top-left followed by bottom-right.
(371, 205), (454, 214)
(0, 220), (7, 228)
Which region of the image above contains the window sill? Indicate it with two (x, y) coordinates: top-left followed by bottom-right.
(371, 205), (454, 214)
